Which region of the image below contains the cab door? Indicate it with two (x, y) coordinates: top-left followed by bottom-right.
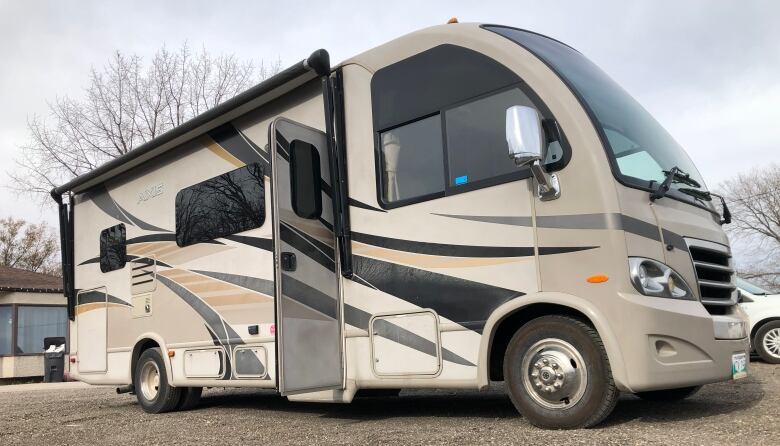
(270, 117), (343, 395)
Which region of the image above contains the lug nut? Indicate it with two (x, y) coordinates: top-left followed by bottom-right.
(546, 386), (554, 393)
(556, 373), (563, 379)
(551, 363), (559, 370)
(534, 362), (542, 369)
(554, 382), (562, 389)
(542, 358), (549, 365)
(531, 371), (538, 378)
(536, 382), (543, 389)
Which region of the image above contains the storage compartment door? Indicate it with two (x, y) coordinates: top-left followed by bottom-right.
(371, 311), (441, 376)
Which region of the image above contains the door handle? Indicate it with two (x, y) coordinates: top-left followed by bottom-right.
(281, 252), (297, 272)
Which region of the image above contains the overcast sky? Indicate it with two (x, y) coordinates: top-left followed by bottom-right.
(1, 1), (779, 235)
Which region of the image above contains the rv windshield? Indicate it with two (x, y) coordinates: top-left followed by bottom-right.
(486, 26), (711, 207)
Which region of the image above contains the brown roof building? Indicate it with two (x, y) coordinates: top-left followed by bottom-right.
(0, 266), (63, 293)
(1, 266), (67, 379)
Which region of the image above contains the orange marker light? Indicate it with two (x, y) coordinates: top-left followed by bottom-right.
(447, 17), (459, 24)
(167, 351), (175, 358)
(587, 274), (609, 283)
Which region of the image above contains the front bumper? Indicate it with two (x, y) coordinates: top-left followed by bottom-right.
(612, 292), (749, 393)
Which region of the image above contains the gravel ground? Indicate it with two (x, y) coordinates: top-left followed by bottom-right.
(1, 361), (778, 445)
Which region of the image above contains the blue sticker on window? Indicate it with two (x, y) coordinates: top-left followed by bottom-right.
(454, 175), (469, 186)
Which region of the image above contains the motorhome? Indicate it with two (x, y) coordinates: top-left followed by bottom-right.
(51, 22), (749, 429)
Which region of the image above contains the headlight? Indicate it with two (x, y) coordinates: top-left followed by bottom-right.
(628, 258), (694, 300)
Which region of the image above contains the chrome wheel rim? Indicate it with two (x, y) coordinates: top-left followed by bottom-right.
(763, 328), (780, 359)
(139, 361), (161, 401)
(521, 338), (588, 410)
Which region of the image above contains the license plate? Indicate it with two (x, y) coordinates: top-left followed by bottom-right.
(732, 353), (748, 380)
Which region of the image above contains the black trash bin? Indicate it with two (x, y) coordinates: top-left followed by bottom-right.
(43, 336), (66, 383)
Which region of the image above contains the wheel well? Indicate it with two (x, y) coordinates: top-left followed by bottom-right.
(131, 338), (160, 382)
(751, 317), (780, 341)
(488, 303), (594, 381)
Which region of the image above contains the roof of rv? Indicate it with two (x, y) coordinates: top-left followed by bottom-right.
(51, 49), (331, 198)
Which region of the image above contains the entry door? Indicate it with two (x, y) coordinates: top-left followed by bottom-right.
(270, 117), (343, 395)
(76, 288), (107, 373)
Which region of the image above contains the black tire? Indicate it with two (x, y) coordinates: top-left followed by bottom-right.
(754, 321), (780, 364)
(503, 315), (618, 429)
(177, 387), (203, 411)
(635, 385), (702, 401)
(133, 347), (182, 413)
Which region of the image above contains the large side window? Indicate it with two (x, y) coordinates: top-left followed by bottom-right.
(379, 115), (445, 204)
(290, 140), (323, 219)
(175, 163), (265, 247)
(372, 44), (567, 208)
(100, 224), (126, 273)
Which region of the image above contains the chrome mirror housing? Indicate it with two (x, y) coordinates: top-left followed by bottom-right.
(505, 105), (561, 201)
(506, 105), (544, 167)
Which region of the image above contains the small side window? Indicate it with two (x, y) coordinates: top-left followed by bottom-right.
(100, 224), (126, 273)
(290, 140), (323, 219)
(379, 115), (445, 205)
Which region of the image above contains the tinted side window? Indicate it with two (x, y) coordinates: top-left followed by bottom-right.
(445, 88), (534, 187)
(100, 224), (126, 273)
(290, 141), (322, 219)
(379, 115), (445, 204)
(176, 163), (265, 247)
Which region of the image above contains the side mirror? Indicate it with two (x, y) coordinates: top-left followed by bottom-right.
(506, 105), (544, 167)
(505, 105), (561, 201)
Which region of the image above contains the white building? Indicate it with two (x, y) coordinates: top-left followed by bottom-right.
(0, 266), (67, 379)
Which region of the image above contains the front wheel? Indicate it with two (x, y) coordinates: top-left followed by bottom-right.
(503, 315), (618, 429)
(754, 321), (780, 364)
(635, 385), (701, 401)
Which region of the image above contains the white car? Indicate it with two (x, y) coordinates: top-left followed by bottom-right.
(737, 277), (780, 364)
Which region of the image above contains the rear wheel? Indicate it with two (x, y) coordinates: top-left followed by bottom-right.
(635, 385), (701, 401)
(503, 315), (618, 429)
(134, 347), (182, 413)
(754, 321), (780, 364)
(177, 387), (203, 411)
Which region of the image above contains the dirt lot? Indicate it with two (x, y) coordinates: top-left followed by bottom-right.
(1, 360), (778, 445)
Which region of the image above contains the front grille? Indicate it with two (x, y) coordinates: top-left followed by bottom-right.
(685, 238), (737, 310)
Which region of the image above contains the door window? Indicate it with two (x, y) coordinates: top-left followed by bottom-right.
(290, 140), (323, 219)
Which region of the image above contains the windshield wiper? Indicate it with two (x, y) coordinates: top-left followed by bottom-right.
(651, 170), (732, 225)
(709, 192), (732, 225)
(677, 187), (712, 202)
(650, 166), (697, 200)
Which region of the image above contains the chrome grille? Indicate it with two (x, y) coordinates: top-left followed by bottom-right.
(685, 238), (737, 309)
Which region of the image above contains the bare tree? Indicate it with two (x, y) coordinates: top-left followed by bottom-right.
(720, 163), (780, 291)
(10, 43), (281, 198)
(0, 217), (60, 275)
